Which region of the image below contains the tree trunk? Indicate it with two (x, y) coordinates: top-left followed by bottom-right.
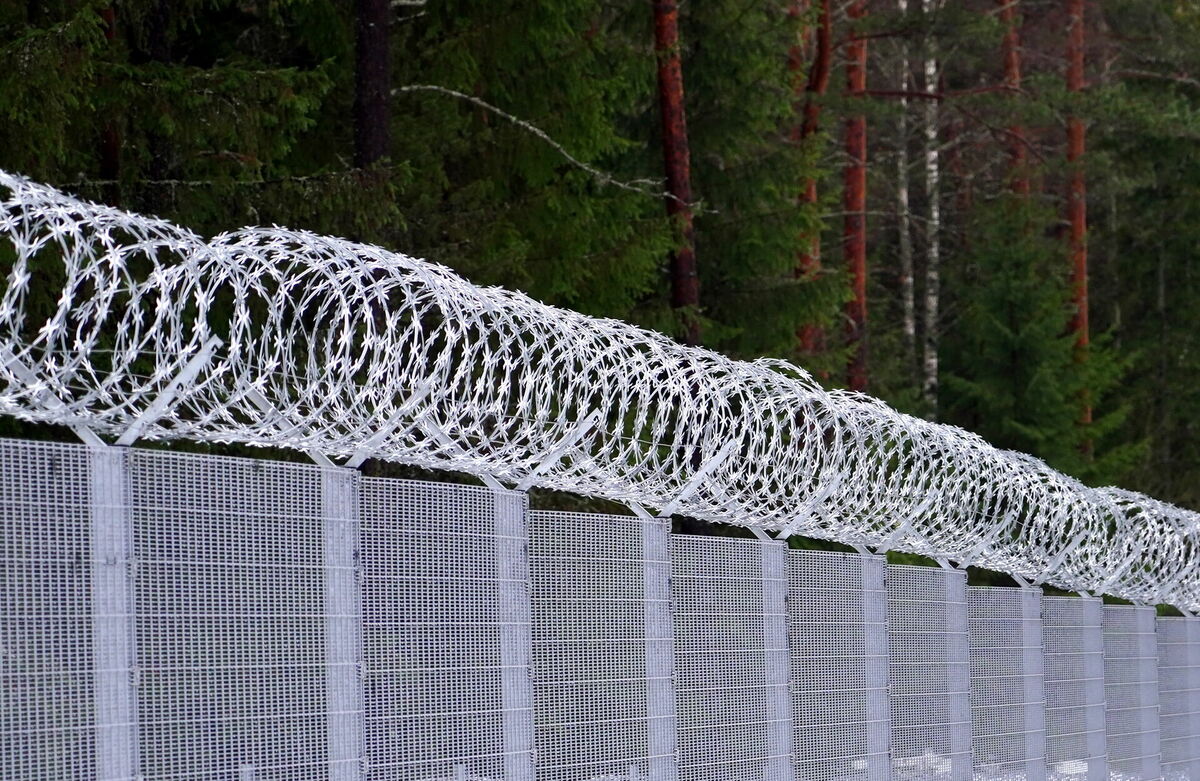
(98, 6), (121, 206)
(1067, 0), (1092, 437)
(999, 0), (1028, 193)
(897, 0), (916, 380)
(654, 0), (700, 345)
(354, 0), (391, 168)
(792, 0), (832, 358)
(920, 0), (940, 415)
(147, 0), (172, 182)
(844, 0), (868, 392)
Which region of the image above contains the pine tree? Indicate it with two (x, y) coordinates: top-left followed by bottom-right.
(675, 0), (843, 360)
(942, 194), (1134, 482)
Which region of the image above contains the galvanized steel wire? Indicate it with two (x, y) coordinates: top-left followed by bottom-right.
(0, 170), (1197, 609)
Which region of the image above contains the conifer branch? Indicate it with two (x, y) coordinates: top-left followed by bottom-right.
(393, 84), (693, 208)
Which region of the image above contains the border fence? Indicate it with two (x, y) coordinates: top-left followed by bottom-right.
(5, 437), (1200, 781)
(1, 174), (1200, 780)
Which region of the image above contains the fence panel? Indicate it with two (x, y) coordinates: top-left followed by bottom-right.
(967, 586), (1047, 781)
(786, 550), (890, 781)
(8, 434), (1200, 781)
(1041, 597), (1107, 781)
(359, 478), (534, 781)
(528, 511), (675, 781)
(670, 535), (793, 781)
(0, 440), (96, 780)
(1103, 605), (1162, 781)
(887, 564), (973, 781)
(1158, 616), (1200, 781)
(129, 448), (335, 781)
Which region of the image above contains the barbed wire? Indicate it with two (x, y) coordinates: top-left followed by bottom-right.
(0, 170), (1196, 609)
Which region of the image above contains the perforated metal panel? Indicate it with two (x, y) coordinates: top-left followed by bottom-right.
(528, 511), (675, 781)
(967, 587), (1047, 781)
(129, 448), (334, 781)
(671, 535), (793, 781)
(0, 439), (95, 781)
(1103, 605), (1162, 781)
(1042, 597), (1107, 781)
(1157, 617), (1200, 781)
(786, 550), (890, 781)
(360, 478), (533, 781)
(887, 564), (972, 781)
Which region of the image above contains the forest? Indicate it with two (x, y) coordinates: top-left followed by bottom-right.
(2, 0), (1200, 516)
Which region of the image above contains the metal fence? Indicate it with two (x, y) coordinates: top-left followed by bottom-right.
(4, 437), (1200, 781)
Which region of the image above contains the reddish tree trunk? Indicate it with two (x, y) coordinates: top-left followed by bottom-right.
(792, 0), (833, 357)
(844, 0), (869, 392)
(354, 0), (391, 168)
(999, 0), (1029, 194)
(1067, 0), (1092, 433)
(654, 0), (700, 345)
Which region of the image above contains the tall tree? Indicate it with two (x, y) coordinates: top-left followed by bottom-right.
(943, 196), (1106, 478)
(654, 0), (699, 345)
(98, 6), (120, 204)
(1066, 0), (1091, 439)
(793, 0), (833, 359)
(896, 0), (917, 381)
(920, 0), (941, 414)
(354, 0), (390, 167)
(844, 0), (869, 392)
(999, 0), (1028, 193)
(677, 0), (839, 361)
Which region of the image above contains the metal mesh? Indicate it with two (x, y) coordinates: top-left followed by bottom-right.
(4, 171), (1200, 611)
(967, 587), (1047, 781)
(1103, 605), (1162, 781)
(528, 511), (675, 781)
(1041, 597), (1107, 781)
(887, 564), (973, 781)
(4, 430), (1199, 781)
(359, 477), (533, 781)
(670, 535), (792, 781)
(1157, 617), (1200, 781)
(0, 439), (94, 781)
(786, 550), (890, 781)
(128, 448), (332, 781)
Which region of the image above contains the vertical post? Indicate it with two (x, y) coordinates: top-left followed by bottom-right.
(495, 489), (534, 781)
(1082, 600), (1108, 781)
(324, 467), (365, 781)
(862, 555), (891, 781)
(1020, 588), (1049, 781)
(761, 542), (795, 781)
(90, 445), (137, 780)
(945, 570), (973, 781)
(1138, 611), (1164, 781)
(642, 517), (678, 781)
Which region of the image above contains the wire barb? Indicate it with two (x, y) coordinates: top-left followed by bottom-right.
(0, 170), (1198, 609)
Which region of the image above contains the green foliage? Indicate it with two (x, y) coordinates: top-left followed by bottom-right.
(3, 0), (1199, 523)
(941, 194), (1139, 484)
(384, 0), (672, 317)
(0, 4), (105, 178)
(678, 0), (841, 358)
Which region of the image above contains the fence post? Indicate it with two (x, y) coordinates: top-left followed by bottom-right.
(642, 516), (678, 781)
(496, 489), (534, 781)
(1020, 588), (1049, 781)
(90, 444), (137, 780)
(946, 570), (973, 781)
(761, 542), (795, 781)
(862, 555), (891, 781)
(323, 466), (366, 781)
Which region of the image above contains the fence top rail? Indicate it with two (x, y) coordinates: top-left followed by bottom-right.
(0, 170), (1197, 610)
